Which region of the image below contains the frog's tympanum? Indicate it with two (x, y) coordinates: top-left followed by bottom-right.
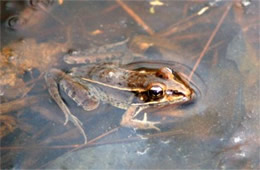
(45, 40), (195, 144)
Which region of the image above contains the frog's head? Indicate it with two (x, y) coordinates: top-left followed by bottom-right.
(136, 67), (194, 106)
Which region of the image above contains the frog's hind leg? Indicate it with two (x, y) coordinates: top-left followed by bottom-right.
(45, 69), (87, 144)
(64, 52), (124, 65)
(60, 77), (100, 112)
(63, 39), (129, 65)
(96, 38), (129, 53)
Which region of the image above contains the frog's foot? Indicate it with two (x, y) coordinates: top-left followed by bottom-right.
(66, 113), (88, 144)
(57, 100), (87, 144)
(133, 113), (161, 131)
(121, 112), (161, 131)
(57, 105), (87, 144)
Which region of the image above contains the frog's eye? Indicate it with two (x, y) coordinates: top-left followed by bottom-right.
(156, 67), (174, 79)
(148, 85), (164, 99)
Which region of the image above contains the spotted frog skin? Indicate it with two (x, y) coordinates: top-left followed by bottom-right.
(45, 39), (194, 144)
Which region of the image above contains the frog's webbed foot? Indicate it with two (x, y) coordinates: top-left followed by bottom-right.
(121, 106), (161, 131)
(64, 51), (125, 65)
(45, 69), (87, 144)
(132, 113), (161, 131)
(63, 38), (129, 65)
(62, 108), (87, 144)
(66, 112), (87, 144)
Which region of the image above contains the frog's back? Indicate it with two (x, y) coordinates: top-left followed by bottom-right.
(69, 63), (134, 88)
(69, 63), (114, 78)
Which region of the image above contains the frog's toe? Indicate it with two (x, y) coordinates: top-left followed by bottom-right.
(67, 114), (87, 144)
(132, 119), (161, 131)
(130, 113), (161, 131)
(63, 113), (69, 125)
(68, 114), (83, 126)
(149, 124), (161, 132)
(142, 113), (161, 131)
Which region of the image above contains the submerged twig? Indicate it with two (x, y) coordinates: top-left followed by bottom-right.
(188, 3), (233, 81)
(0, 95), (46, 114)
(116, 0), (154, 35)
(158, 12), (198, 37)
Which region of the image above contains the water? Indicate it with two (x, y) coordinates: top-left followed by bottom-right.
(0, 0), (259, 169)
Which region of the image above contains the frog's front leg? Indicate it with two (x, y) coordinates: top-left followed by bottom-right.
(45, 69), (88, 144)
(120, 105), (161, 131)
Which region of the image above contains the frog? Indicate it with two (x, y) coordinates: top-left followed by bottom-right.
(44, 39), (195, 144)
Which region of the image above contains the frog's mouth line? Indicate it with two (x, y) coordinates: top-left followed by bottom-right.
(131, 96), (190, 106)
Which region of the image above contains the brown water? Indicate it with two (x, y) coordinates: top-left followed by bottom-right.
(0, 0), (259, 169)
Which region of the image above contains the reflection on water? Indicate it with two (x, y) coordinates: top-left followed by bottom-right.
(0, 0), (259, 169)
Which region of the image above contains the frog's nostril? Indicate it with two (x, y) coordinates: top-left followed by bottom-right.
(166, 90), (186, 97)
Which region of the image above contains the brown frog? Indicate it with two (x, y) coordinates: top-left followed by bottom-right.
(45, 39), (195, 144)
